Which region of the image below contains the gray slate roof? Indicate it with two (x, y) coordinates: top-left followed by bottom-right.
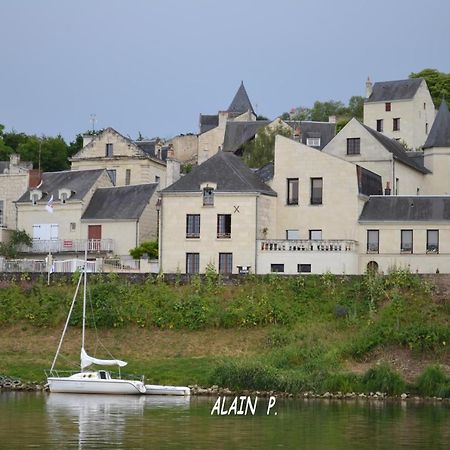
(423, 100), (450, 149)
(359, 196), (450, 222)
(255, 161), (274, 183)
(227, 82), (255, 114)
(135, 140), (156, 157)
(285, 121), (336, 150)
(362, 123), (430, 174)
(366, 78), (423, 103)
(199, 114), (219, 134)
(162, 151), (276, 196)
(17, 169), (106, 203)
(222, 120), (270, 153)
(82, 184), (158, 220)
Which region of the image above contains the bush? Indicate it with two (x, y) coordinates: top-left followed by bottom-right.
(129, 240), (158, 259)
(362, 364), (406, 395)
(415, 365), (450, 397)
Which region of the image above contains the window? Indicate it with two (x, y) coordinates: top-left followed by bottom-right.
(186, 253), (200, 274)
(125, 169), (131, 185)
(347, 138), (360, 155)
(186, 214), (200, 238)
(424, 102), (426, 110)
(219, 253), (233, 274)
(395, 178), (399, 195)
(155, 175), (160, 185)
(306, 137), (321, 147)
(393, 118), (400, 131)
(70, 222), (76, 232)
(286, 229), (300, 240)
(385, 102), (391, 112)
(427, 230), (439, 253)
(108, 169), (116, 185)
(217, 214), (231, 238)
(376, 119), (383, 132)
(310, 178), (323, 205)
(426, 123), (429, 135)
(60, 192), (68, 204)
(401, 230), (413, 253)
(287, 178), (299, 205)
(298, 264), (312, 273)
(309, 230), (322, 240)
(0, 200), (3, 226)
(367, 230), (379, 253)
(203, 187), (214, 206)
(105, 143), (113, 157)
(31, 193), (39, 205)
(271, 264), (284, 273)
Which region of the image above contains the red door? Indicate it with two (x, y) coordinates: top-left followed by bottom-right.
(88, 225), (102, 251)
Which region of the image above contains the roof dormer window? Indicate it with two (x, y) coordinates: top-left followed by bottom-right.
(203, 187), (214, 206)
(58, 188), (72, 204)
(30, 189), (42, 205)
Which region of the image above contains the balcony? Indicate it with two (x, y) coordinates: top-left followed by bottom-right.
(259, 239), (357, 253)
(19, 239), (114, 254)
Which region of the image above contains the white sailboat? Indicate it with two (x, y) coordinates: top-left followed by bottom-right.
(47, 261), (146, 395)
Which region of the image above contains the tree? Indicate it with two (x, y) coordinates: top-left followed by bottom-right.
(348, 96), (364, 120)
(242, 124), (292, 168)
(310, 100), (347, 122)
(129, 240), (158, 259)
(410, 68), (450, 107)
(0, 230), (32, 258)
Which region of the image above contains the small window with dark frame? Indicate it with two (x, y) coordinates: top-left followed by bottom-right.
(203, 187), (214, 206)
(393, 118), (400, 131)
(217, 214), (231, 238)
(271, 264), (284, 273)
(298, 264), (312, 273)
(186, 253), (200, 274)
(376, 119), (383, 132)
(286, 229), (300, 240)
(219, 253), (233, 274)
(106, 143), (113, 157)
(310, 178), (323, 205)
(287, 178), (299, 205)
(385, 102), (391, 112)
(347, 138), (360, 155)
(186, 214), (200, 238)
(309, 230), (322, 240)
(425, 123), (429, 134)
(401, 230), (413, 253)
(427, 230), (439, 254)
(125, 169), (131, 185)
(367, 230), (379, 253)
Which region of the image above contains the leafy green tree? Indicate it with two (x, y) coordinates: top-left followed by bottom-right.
(310, 100), (347, 122)
(0, 230), (32, 258)
(130, 240), (159, 259)
(348, 96), (364, 120)
(242, 124), (292, 168)
(0, 125), (13, 161)
(68, 134), (84, 158)
(410, 68), (450, 107)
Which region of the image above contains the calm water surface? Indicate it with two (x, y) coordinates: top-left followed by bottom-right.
(0, 392), (449, 449)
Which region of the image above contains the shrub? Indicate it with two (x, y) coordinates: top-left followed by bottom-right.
(415, 365), (450, 397)
(362, 364), (406, 395)
(129, 240), (158, 259)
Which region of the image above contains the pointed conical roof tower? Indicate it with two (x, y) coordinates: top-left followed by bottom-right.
(227, 81), (255, 115)
(423, 100), (450, 149)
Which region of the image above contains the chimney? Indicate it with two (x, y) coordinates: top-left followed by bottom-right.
(328, 115), (336, 124)
(82, 134), (94, 147)
(384, 181), (391, 196)
(293, 126), (302, 141)
(8, 153), (21, 174)
(166, 148), (181, 187)
(365, 76), (373, 98)
(28, 169), (42, 188)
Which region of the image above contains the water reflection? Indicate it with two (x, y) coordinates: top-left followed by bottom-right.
(46, 394), (190, 449)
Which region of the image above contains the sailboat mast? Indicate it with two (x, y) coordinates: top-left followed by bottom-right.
(81, 245), (88, 359)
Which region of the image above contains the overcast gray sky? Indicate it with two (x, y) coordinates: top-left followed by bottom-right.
(1, 0), (449, 142)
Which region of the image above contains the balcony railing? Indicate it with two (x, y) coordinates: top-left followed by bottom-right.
(259, 239), (357, 253)
(18, 239), (114, 254)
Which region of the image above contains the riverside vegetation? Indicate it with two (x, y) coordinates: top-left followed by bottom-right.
(1, 270), (450, 398)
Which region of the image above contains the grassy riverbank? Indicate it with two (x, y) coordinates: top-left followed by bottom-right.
(1, 271), (450, 396)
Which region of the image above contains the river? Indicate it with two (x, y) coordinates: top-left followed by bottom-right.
(0, 392), (449, 449)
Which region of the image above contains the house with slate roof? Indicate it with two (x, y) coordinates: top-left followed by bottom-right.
(70, 127), (167, 188)
(197, 82), (258, 164)
(363, 77), (435, 150)
(159, 151), (277, 274)
(323, 118), (430, 196)
(81, 184), (159, 255)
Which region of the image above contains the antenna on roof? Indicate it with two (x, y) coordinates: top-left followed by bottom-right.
(90, 114), (97, 133)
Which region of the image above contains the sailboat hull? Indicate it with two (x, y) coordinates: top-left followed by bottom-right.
(47, 377), (146, 395)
